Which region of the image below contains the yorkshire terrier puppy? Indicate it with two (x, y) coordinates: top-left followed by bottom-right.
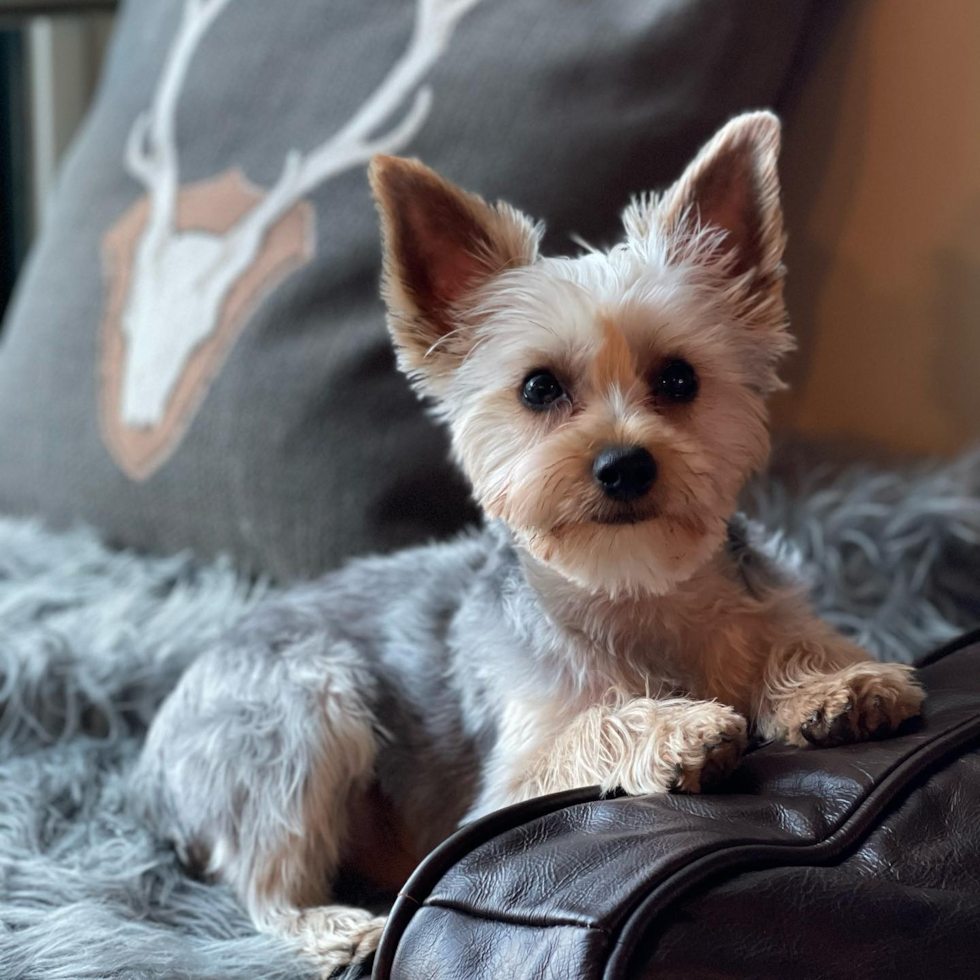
(135, 112), (924, 976)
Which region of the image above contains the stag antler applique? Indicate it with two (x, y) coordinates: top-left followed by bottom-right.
(99, 0), (479, 479)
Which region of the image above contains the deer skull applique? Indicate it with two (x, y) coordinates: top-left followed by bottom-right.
(98, 0), (479, 479)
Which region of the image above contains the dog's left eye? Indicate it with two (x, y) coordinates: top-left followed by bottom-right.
(521, 370), (565, 409)
(658, 359), (699, 402)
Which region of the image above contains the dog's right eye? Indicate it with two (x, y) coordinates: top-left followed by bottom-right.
(521, 371), (565, 409)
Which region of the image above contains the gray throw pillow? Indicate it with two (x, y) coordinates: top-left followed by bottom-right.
(0, 0), (810, 580)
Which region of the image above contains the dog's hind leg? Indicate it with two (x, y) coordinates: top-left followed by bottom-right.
(135, 633), (387, 977)
(239, 732), (388, 978)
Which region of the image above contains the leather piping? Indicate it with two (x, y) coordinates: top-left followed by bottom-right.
(914, 625), (980, 667)
(373, 631), (980, 980)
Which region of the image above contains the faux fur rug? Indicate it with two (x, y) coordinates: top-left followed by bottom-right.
(2, 451), (979, 979)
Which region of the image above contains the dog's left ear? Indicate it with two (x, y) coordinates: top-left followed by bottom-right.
(627, 111), (785, 298)
(370, 156), (540, 379)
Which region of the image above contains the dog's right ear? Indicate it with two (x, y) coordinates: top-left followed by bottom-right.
(369, 156), (540, 378)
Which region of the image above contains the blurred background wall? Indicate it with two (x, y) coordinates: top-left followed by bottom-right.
(2, 0), (978, 458)
(776, 0), (980, 457)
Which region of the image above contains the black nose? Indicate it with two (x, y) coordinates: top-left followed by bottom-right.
(593, 446), (657, 502)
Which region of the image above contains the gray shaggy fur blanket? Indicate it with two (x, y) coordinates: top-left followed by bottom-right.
(2, 450), (980, 979)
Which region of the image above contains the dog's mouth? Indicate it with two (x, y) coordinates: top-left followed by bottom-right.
(542, 503), (662, 539)
(592, 504), (659, 527)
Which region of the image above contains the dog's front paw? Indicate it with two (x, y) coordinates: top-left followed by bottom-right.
(616, 699), (748, 795)
(776, 662), (924, 748)
(666, 702), (749, 793)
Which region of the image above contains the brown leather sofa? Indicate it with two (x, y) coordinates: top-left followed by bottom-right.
(374, 631), (980, 979)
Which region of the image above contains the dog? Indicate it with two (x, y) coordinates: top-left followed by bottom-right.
(134, 111), (925, 977)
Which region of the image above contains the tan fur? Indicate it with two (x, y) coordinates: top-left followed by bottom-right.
(760, 646), (924, 747)
(244, 692), (381, 976)
(512, 696), (748, 799)
(465, 548), (923, 818)
(592, 315), (638, 393)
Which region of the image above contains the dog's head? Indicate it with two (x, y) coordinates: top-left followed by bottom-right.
(370, 112), (792, 597)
